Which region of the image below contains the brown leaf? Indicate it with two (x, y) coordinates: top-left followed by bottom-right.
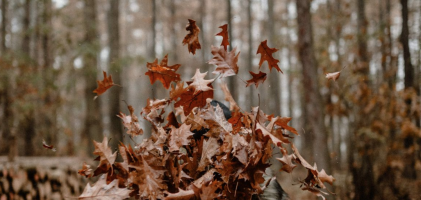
(246, 71), (267, 88)
(42, 139), (56, 152)
(79, 174), (131, 200)
(170, 81), (186, 100)
(145, 56), (181, 89)
(216, 24), (229, 50)
(117, 105), (143, 137)
(188, 69), (214, 94)
(93, 71), (118, 98)
(93, 137), (117, 176)
(197, 137), (220, 172)
(325, 71), (341, 81)
(219, 82), (240, 112)
(165, 188), (195, 200)
(277, 154), (297, 173)
(174, 83), (214, 116)
(228, 111), (244, 134)
(169, 124), (194, 152)
(78, 162), (93, 178)
(275, 117), (299, 135)
(209, 45), (240, 78)
(182, 19), (201, 54)
(256, 40), (282, 73)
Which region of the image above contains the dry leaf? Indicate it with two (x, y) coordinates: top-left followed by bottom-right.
(182, 19), (201, 54)
(79, 174), (131, 200)
(216, 24), (229, 50)
(246, 71), (267, 88)
(256, 40), (282, 73)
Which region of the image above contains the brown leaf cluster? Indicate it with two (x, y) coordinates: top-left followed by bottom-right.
(80, 20), (334, 200)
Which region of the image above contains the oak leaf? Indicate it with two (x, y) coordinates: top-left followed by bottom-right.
(188, 69), (214, 94)
(79, 174), (131, 200)
(256, 40), (282, 73)
(216, 24), (229, 50)
(219, 83), (240, 112)
(117, 105), (143, 137)
(209, 45), (240, 78)
(169, 124), (194, 152)
(93, 137), (117, 176)
(277, 154), (297, 173)
(93, 71), (119, 99)
(246, 71), (267, 88)
(145, 56), (181, 89)
(197, 137), (219, 172)
(275, 117), (299, 135)
(165, 188), (195, 200)
(182, 19), (201, 54)
(175, 83), (214, 116)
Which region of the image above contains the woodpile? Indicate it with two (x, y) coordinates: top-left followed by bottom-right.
(0, 157), (89, 200)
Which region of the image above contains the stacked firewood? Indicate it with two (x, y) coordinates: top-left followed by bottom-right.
(0, 157), (89, 200)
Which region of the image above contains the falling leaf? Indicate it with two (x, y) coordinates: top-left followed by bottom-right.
(93, 71), (119, 99)
(182, 19), (201, 54)
(174, 83), (214, 117)
(216, 24), (229, 50)
(256, 40), (282, 73)
(42, 139), (56, 152)
(93, 137), (117, 176)
(277, 154), (297, 173)
(145, 56), (181, 89)
(275, 117), (299, 135)
(117, 105), (143, 137)
(325, 71), (341, 81)
(78, 162), (93, 178)
(79, 174), (131, 200)
(219, 82), (240, 112)
(246, 71), (267, 88)
(208, 45), (240, 78)
(188, 69), (214, 94)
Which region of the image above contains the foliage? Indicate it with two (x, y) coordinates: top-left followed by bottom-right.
(78, 19), (334, 200)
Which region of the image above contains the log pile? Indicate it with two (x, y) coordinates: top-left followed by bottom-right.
(0, 156), (89, 200)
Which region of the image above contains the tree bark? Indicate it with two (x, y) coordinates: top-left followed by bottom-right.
(82, 0), (103, 155)
(1, 0), (6, 53)
(21, 0), (31, 57)
(296, 0), (331, 173)
(357, 0), (369, 76)
(267, 0), (281, 116)
(400, 0), (413, 89)
(108, 0), (123, 144)
(227, 0), (237, 101)
(247, 0), (254, 109)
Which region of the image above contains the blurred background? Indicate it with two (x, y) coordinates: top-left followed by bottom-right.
(0, 0), (420, 199)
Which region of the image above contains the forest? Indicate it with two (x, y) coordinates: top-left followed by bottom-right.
(0, 0), (421, 199)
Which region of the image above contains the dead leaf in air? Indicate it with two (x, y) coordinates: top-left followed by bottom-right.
(183, 19), (201, 54)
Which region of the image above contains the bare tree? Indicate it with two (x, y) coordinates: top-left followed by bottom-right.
(108, 0), (123, 144)
(82, 0), (103, 154)
(296, 0), (331, 173)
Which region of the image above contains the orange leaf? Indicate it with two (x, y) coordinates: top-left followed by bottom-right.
(208, 45), (240, 78)
(182, 19), (201, 54)
(275, 117), (299, 135)
(42, 139), (56, 152)
(246, 71), (267, 88)
(145, 55), (181, 89)
(256, 40), (282, 73)
(93, 71), (118, 97)
(174, 83), (214, 116)
(216, 24), (229, 50)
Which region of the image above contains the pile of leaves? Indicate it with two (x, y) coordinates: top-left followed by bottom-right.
(78, 19), (334, 200)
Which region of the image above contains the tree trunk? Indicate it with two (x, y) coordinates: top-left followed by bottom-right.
(296, 0), (331, 173)
(227, 0), (237, 101)
(357, 0), (369, 76)
(82, 0), (102, 155)
(1, 0), (6, 53)
(247, 0), (254, 109)
(21, 0), (31, 57)
(267, 0), (281, 116)
(400, 0), (413, 89)
(107, 0), (123, 144)
(151, 0), (157, 99)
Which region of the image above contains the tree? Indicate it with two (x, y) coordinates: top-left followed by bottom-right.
(82, 0), (103, 155)
(267, 0), (281, 116)
(108, 0), (123, 144)
(296, 0), (331, 173)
